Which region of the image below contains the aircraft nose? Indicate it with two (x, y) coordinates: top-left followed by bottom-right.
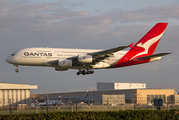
(6, 56), (14, 64)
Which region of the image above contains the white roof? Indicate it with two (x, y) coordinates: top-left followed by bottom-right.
(97, 82), (146, 84)
(0, 82), (38, 89)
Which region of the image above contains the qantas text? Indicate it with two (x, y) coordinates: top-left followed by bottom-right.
(24, 52), (52, 56)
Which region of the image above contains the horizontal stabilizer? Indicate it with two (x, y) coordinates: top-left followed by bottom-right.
(136, 52), (172, 60)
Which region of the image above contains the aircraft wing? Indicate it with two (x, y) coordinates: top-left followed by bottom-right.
(71, 46), (129, 66)
(47, 46), (129, 67)
(88, 46), (129, 56)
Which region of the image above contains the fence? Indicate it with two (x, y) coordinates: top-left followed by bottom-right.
(0, 96), (179, 114)
(0, 104), (179, 115)
(0, 98), (32, 106)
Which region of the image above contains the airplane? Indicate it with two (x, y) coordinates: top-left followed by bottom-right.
(32, 97), (48, 106)
(32, 95), (64, 106)
(6, 23), (171, 75)
(58, 96), (64, 103)
(55, 96), (65, 105)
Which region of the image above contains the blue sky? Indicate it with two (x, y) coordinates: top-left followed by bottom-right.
(1, 0), (179, 94)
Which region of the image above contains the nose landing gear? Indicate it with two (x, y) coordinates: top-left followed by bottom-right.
(15, 65), (19, 73)
(77, 69), (94, 75)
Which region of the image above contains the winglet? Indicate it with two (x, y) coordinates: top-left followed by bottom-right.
(128, 43), (134, 49)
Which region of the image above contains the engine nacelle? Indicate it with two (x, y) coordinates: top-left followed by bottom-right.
(58, 59), (72, 67)
(78, 55), (93, 63)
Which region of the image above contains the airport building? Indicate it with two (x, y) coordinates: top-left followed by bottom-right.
(171, 94), (179, 104)
(97, 82), (146, 91)
(31, 88), (175, 105)
(1, 81), (177, 106)
(0, 82), (38, 106)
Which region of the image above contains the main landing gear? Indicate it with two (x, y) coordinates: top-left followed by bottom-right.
(15, 65), (19, 73)
(77, 69), (94, 75)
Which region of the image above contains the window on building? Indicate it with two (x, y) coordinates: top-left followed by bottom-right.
(162, 95), (165, 102)
(147, 95), (150, 103)
(151, 95), (154, 103)
(147, 95), (166, 103)
(159, 95), (162, 99)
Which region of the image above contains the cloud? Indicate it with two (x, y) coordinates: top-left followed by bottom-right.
(102, 5), (179, 24)
(1, 0), (179, 48)
(143, 5), (179, 19)
(0, 1), (90, 30)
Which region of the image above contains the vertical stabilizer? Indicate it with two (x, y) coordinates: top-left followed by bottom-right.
(113, 23), (168, 68)
(32, 97), (38, 105)
(129, 22), (168, 60)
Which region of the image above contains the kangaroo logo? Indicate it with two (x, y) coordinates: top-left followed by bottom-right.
(130, 32), (164, 60)
(83, 56), (86, 59)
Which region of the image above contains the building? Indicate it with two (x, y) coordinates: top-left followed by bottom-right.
(0, 82), (38, 106)
(171, 94), (179, 104)
(31, 88), (175, 105)
(101, 94), (125, 105)
(131, 89), (174, 104)
(97, 82), (146, 91)
(81, 93), (125, 105)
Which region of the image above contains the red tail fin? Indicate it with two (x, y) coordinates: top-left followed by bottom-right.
(32, 97), (38, 105)
(129, 22), (168, 60)
(59, 96), (64, 102)
(113, 23), (168, 68)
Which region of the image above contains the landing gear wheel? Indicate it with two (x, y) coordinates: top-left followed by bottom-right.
(79, 71), (82, 74)
(77, 69), (82, 75)
(90, 70), (94, 74)
(15, 69), (19, 73)
(76, 69), (94, 75)
(82, 70), (86, 75)
(15, 65), (19, 73)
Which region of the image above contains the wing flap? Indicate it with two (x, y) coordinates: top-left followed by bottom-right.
(89, 46), (128, 56)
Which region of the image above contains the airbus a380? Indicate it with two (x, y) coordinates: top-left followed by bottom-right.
(6, 23), (171, 75)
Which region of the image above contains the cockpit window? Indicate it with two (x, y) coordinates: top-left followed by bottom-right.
(11, 50), (18, 56)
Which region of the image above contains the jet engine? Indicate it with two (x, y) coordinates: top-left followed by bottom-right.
(58, 59), (72, 67)
(78, 55), (93, 63)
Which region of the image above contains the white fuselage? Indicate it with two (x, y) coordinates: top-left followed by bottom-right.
(35, 100), (63, 106)
(6, 47), (128, 70)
